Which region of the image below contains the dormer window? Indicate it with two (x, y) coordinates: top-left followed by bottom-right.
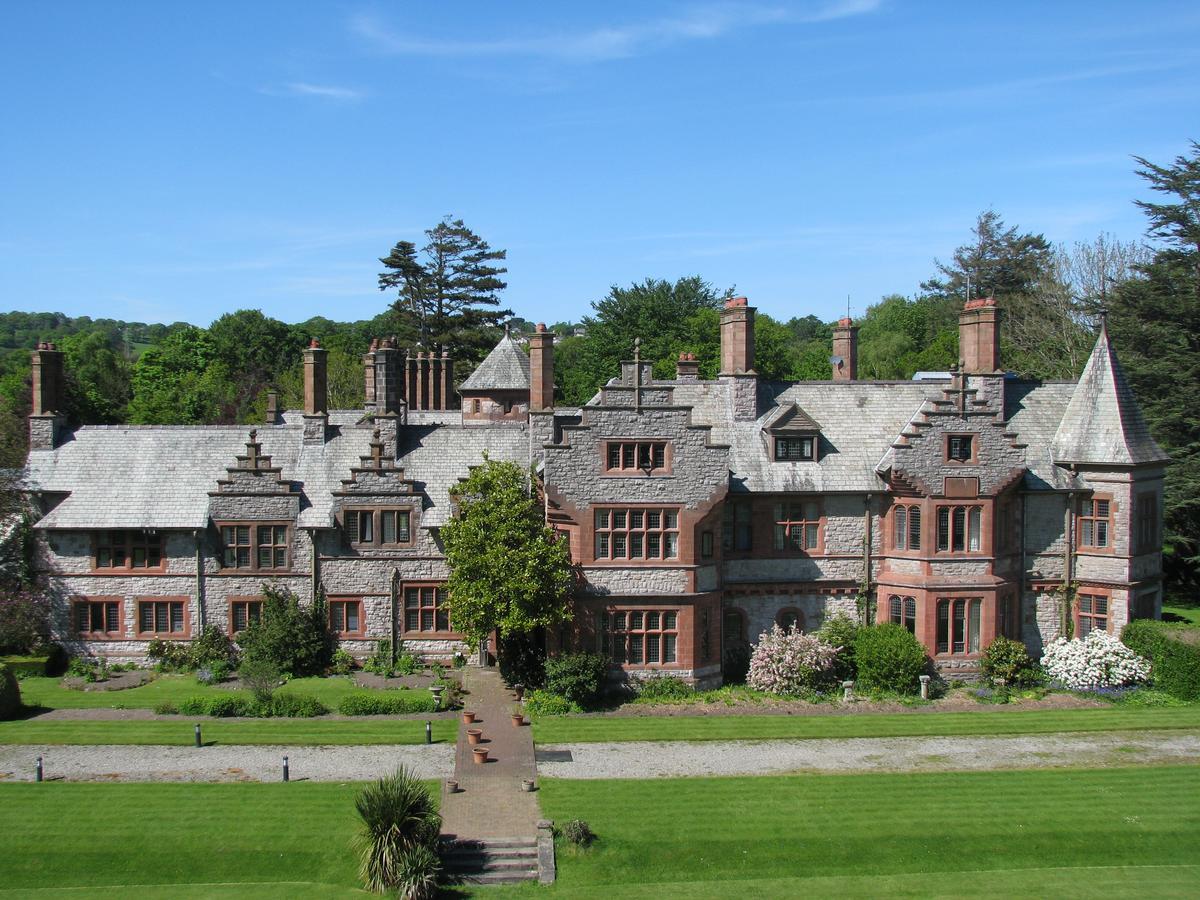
(947, 435), (975, 463)
(346, 508), (414, 547)
(774, 436), (814, 461)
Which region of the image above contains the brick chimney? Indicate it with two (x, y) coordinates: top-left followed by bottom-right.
(959, 297), (1001, 373)
(832, 317), (858, 380)
(720, 297), (755, 376)
(529, 323), (554, 412)
(676, 352), (700, 381)
(302, 339), (328, 444)
(265, 390), (280, 425)
(363, 340), (378, 413)
(28, 342), (65, 450)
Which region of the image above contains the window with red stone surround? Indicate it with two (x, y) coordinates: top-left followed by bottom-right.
(722, 500), (753, 554)
(935, 598), (982, 654)
(773, 501), (821, 552)
(404, 585), (451, 633)
(346, 508), (414, 547)
(229, 598), (264, 634)
(136, 598), (189, 638)
(998, 593), (1020, 639)
(888, 595), (917, 634)
(593, 507), (680, 561)
(1076, 592), (1109, 636)
(936, 505), (982, 552)
(945, 434), (978, 463)
(723, 607), (747, 645)
(892, 504), (922, 551)
(74, 598), (122, 638)
(598, 610), (678, 665)
(604, 440), (670, 474)
(93, 530), (163, 570)
(1078, 496), (1112, 550)
(218, 523), (291, 571)
(329, 599), (365, 637)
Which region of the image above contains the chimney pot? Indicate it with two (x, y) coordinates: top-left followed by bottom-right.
(832, 318), (858, 381)
(719, 299), (755, 375)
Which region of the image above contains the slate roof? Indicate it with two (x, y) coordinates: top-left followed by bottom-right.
(1050, 322), (1169, 466)
(458, 332), (530, 392)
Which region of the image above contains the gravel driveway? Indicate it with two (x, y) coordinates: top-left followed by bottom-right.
(0, 744), (454, 783)
(536, 730), (1200, 779)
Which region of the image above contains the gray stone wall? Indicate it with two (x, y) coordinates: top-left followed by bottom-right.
(724, 593), (850, 643)
(581, 567), (690, 595)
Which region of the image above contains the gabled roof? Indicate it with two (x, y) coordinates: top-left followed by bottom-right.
(763, 402), (821, 432)
(1050, 321), (1168, 467)
(458, 332), (530, 392)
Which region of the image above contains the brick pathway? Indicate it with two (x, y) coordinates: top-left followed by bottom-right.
(438, 668), (541, 841)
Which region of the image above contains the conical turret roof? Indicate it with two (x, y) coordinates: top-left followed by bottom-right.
(1050, 320), (1168, 466)
(458, 329), (531, 392)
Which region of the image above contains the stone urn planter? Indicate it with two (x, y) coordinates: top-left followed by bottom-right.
(461, 710), (476, 724)
(446, 779), (459, 794)
(430, 684), (445, 709)
(466, 728), (483, 746)
(472, 747), (489, 764)
(521, 778), (536, 792)
(511, 713), (524, 728)
(513, 683), (525, 701)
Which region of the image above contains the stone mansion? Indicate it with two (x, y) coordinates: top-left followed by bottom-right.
(24, 297), (1167, 685)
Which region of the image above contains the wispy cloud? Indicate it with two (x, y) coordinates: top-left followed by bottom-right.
(261, 82), (366, 101)
(349, 1), (882, 64)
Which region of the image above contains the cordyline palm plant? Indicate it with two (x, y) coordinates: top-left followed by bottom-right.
(354, 768), (442, 895)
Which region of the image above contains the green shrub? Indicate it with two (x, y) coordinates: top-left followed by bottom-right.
(722, 642), (751, 684)
(338, 692), (437, 716)
(394, 845), (440, 900)
(147, 639), (192, 672)
(353, 767), (441, 894)
(196, 660), (230, 685)
(853, 623), (928, 694)
(238, 585), (332, 677)
(330, 648), (355, 676)
(1122, 620), (1200, 700)
(561, 819), (595, 846)
(634, 675), (694, 702)
(66, 656), (96, 678)
(238, 656), (282, 704)
(396, 651), (420, 676)
(363, 640), (395, 676)
(190, 625), (239, 669)
(544, 652), (607, 708)
(270, 693), (328, 717)
(818, 613), (861, 682)
(980, 636), (1037, 685)
(177, 695), (211, 716)
(154, 701), (178, 715)
(524, 689), (581, 717)
(0, 655), (47, 677)
(204, 695), (253, 718)
(0, 664), (21, 720)
(499, 630), (546, 689)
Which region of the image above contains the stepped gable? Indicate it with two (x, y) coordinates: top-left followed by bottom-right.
(879, 368), (1027, 497)
(334, 428), (417, 496)
(458, 330), (530, 392)
(209, 429), (301, 523)
(1051, 318), (1169, 467)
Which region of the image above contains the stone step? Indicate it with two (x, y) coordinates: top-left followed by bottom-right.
(442, 839), (537, 854)
(459, 869), (540, 885)
(444, 856), (539, 874)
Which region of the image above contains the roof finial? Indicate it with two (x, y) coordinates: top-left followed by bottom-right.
(504, 322), (511, 337)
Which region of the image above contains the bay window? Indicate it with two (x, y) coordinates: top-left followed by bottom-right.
(936, 598), (982, 654)
(594, 507), (680, 561)
(936, 506), (981, 552)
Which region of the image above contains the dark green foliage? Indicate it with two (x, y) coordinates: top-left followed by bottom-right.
(394, 844), (440, 900)
(0, 654), (47, 677)
(147, 638), (193, 672)
(544, 652), (608, 708)
(0, 663), (20, 719)
(524, 689), (581, 717)
(238, 656), (282, 704)
(353, 767), (441, 894)
(362, 640), (395, 676)
(330, 648), (354, 676)
(853, 624), (928, 694)
(0, 589), (50, 654)
(268, 693), (329, 718)
(980, 636), (1038, 686)
(721, 642), (750, 684)
(178, 694), (249, 717)
(817, 613), (861, 682)
(238, 585), (332, 677)
(1122, 619), (1200, 700)
(337, 692), (437, 715)
(190, 625), (239, 670)
(175, 692), (328, 718)
(634, 676), (694, 702)
(442, 457), (573, 646)
(498, 630), (546, 690)
(195, 661), (230, 685)
(561, 819), (596, 847)
(153, 701), (178, 715)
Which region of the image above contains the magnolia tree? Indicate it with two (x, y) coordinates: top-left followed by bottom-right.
(747, 623), (839, 695)
(1041, 632), (1151, 690)
(440, 456), (573, 647)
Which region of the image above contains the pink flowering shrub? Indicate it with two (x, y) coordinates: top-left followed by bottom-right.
(1041, 631), (1150, 690)
(747, 623), (839, 695)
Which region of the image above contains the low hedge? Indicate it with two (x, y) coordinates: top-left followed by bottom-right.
(337, 692), (437, 716)
(0, 655), (48, 677)
(0, 664), (20, 720)
(1122, 620), (1200, 700)
(164, 693), (330, 718)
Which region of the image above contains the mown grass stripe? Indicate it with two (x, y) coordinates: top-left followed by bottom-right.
(0, 718), (457, 746)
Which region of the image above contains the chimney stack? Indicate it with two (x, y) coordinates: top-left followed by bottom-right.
(720, 297), (755, 375)
(529, 323), (555, 411)
(28, 342), (65, 450)
(831, 317), (858, 380)
(265, 390), (280, 425)
(959, 297), (1001, 373)
(302, 339), (328, 444)
(375, 343), (402, 415)
(676, 352), (700, 381)
(363, 340), (378, 413)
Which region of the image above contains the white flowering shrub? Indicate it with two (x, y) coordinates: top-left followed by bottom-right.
(1041, 631), (1151, 691)
(747, 624), (839, 695)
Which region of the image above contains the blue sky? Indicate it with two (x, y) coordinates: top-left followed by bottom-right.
(1, 2), (1197, 328)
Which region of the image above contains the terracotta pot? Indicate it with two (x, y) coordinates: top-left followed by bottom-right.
(521, 778), (536, 792)
(511, 713), (524, 727)
(445, 779), (459, 794)
(472, 747), (489, 764)
(466, 728), (482, 746)
(461, 711), (476, 724)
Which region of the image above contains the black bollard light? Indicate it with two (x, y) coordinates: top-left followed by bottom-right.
(282, 755), (289, 782)
(425, 721), (432, 745)
(35, 756), (43, 783)
(194, 724), (202, 748)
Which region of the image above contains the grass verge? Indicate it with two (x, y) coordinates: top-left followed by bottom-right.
(0, 718), (457, 746)
(532, 704), (1200, 743)
(526, 766), (1200, 897)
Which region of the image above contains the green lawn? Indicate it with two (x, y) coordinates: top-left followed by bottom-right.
(532, 704), (1200, 743)
(1164, 604), (1200, 625)
(3, 769), (1196, 898)
(526, 767), (1200, 897)
(15, 674), (430, 710)
(0, 717), (457, 746)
